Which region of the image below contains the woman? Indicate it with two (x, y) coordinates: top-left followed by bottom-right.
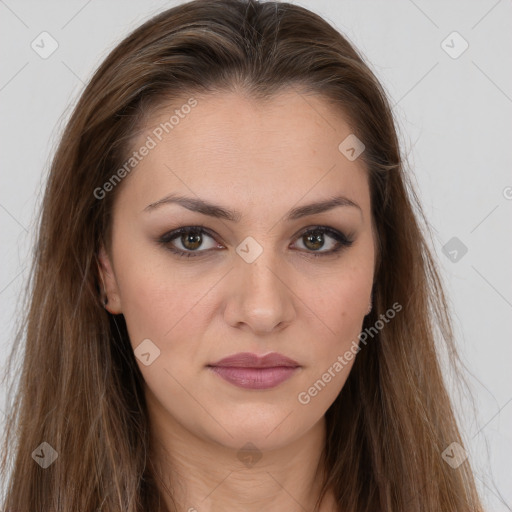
(0, 0), (484, 510)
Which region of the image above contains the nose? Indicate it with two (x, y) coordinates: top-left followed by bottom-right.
(223, 249), (296, 335)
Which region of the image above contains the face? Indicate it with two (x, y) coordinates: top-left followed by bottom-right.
(98, 89), (376, 453)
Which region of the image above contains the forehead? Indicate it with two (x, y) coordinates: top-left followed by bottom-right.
(117, 89), (369, 215)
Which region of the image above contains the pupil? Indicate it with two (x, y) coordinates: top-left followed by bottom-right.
(305, 232), (323, 250)
(183, 231), (202, 250)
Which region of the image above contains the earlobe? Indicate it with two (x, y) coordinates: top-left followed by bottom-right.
(97, 245), (123, 314)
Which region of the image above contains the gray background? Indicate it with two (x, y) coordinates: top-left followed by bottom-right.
(1, 0), (511, 508)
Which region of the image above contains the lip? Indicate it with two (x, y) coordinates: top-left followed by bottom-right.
(209, 352), (300, 368)
(207, 352), (301, 390)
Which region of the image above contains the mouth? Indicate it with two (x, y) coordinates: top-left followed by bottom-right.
(207, 352), (301, 390)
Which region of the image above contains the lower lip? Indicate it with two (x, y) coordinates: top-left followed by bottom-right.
(208, 366), (299, 389)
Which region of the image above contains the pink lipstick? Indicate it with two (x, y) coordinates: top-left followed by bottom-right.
(207, 352), (300, 390)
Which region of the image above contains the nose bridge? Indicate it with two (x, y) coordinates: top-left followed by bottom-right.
(226, 234), (295, 332)
(239, 237), (285, 303)
(244, 252), (281, 297)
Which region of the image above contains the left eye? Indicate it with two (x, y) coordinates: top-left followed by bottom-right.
(158, 225), (353, 258)
(294, 227), (350, 254)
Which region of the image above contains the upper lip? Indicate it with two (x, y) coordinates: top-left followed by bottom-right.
(208, 352), (300, 368)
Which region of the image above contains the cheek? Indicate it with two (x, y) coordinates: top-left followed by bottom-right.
(303, 280), (366, 375)
(291, 292), (366, 416)
(112, 240), (214, 362)
(299, 247), (373, 388)
(311, 245), (373, 332)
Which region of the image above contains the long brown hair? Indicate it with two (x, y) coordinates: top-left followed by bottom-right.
(1, 0), (484, 510)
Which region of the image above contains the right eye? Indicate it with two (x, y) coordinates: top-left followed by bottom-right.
(158, 226), (223, 258)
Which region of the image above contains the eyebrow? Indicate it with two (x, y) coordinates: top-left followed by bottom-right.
(144, 193), (361, 222)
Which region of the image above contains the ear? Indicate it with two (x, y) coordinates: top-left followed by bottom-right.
(97, 244), (123, 314)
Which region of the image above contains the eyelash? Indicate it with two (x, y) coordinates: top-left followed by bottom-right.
(158, 224), (354, 259)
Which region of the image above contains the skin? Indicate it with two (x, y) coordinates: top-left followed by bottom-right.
(98, 88), (376, 512)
